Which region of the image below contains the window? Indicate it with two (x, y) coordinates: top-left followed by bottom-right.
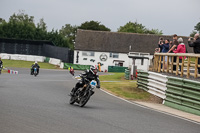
(110, 53), (119, 58)
(82, 51), (95, 56)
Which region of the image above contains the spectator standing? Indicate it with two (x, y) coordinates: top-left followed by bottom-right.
(160, 39), (170, 53)
(173, 37), (186, 70)
(159, 39), (169, 68)
(188, 33), (200, 74)
(168, 34), (179, 53)
(157, 37), (164, 53)
(168, 34), (179, 70)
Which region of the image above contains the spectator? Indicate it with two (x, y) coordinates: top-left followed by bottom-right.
(168, 34), (179, 53)
(160, 39), (170, 53)
(156, 37), (164, 53)
(169, 41), (173, 53)
(159, 39), (169, 68)
(188, 33), (200, 74)
(168, 34), (179, 71)
(173, 37), (186, 70)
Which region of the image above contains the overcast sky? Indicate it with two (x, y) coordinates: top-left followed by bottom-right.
(0, 0), (199, 36)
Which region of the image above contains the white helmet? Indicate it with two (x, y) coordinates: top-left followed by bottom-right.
(35, 61), (38, 64)
(90, 65), (97, 74)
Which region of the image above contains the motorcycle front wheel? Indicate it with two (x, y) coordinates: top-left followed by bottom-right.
(79, 90), (91, 107)
(69, 95), (77, 105)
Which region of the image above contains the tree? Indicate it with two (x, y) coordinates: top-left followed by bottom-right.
(35, 18), (48, 40)
(1, 10), (36, 39)
(0, 11), (70, 48)
(79, 20), (111, 31)
(118, 21), (163, 35)
(59, 24), (77, 49)
(190, 22), (200, 37)
(194, 22), (200, 32)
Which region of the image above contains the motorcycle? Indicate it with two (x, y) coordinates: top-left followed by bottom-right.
(69, 76), (97, 107)
(70, 69), (75, 76)
(33, 67), (38, 76)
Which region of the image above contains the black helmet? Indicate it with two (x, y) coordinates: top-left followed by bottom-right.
(90, 65), (97, 74)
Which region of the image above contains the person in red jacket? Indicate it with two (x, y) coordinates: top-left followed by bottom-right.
(173, 37), (186, 71)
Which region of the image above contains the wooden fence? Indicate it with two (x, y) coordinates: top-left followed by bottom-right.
(153, 53), (200, 78)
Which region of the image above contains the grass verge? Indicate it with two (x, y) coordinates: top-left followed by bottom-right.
(100, 73), (152, 101)
(2, 59), (58, 69)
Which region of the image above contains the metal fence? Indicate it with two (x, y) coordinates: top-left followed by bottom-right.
(137, 70), (200, 116)
(0, 38), (74, 63)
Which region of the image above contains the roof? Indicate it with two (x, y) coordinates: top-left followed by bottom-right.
(75, 29), (192, 54)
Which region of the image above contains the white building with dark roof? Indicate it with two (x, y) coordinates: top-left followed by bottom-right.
(74, 29), (190, 72)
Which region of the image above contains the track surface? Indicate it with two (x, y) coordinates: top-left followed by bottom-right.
(0, 68), (199, 133)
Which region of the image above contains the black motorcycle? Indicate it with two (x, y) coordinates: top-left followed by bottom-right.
(33, 67), (38, 76)
(69, 77), (97, 107)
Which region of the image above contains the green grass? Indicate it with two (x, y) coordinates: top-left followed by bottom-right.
(2, 59), (58, 69)
(99, 73), (125, 81)
(100, 73), (151, 101)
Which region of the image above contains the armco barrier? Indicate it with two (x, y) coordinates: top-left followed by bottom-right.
(147, 72), (167, 99)
(164, 77), (200, 116)
(137, 71), (149, 92)
(125, 69), (130, 80)
(137, 71), (200, 116)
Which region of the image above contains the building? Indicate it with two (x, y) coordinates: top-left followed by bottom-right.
(74, 29), (190, 71)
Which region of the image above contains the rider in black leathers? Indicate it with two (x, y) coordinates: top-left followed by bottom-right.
(0, 57), (3, 67)
(31, 61), (40, 75)
(70, 65), (100, 96)
(0, 57), (3, 74)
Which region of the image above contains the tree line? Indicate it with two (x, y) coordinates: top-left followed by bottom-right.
(0, 11), (199, 49)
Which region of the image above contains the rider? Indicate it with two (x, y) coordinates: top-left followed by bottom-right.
(70, 65), (101, 96)
(0, 57), (3, 67)
(0, 57), (3, 73)
(31, 61), (40, 75)
(68, 66), (74, 76)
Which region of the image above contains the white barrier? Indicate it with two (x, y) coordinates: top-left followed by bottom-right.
(147, 86), (166, 99)
(60, 62), (64, 69)
(10, 54), (27, 61)
(148, 71), (168, 83)
(0, 53), (10, 59)
(145, 72), (167, 99)
(0, 53), (61, 67)
(49, 58), (61, 66)
(26, 55), (45, 62)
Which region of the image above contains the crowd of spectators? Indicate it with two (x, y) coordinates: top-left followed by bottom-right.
(155, 33), (200, 73)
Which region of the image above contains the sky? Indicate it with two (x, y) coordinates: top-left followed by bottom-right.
(0, 0), (199, 36)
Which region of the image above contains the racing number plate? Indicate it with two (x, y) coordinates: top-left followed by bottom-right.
(90, 80), (97, 86)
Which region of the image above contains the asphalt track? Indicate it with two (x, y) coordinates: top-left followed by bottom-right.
(0, 68), (199, 133)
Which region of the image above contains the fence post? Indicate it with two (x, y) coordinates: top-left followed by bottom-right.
(195, 57), (198, 78)
(158, 55), (162, 72)
(180, 57), (184, 77)
(167, 56), (169, 73)
(171, 56), (174, 73)
(155, 55), (159, 71)
(162, 56), (165, 72)
(187, 57), (190, 78)
(176, 57), (179, 75)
